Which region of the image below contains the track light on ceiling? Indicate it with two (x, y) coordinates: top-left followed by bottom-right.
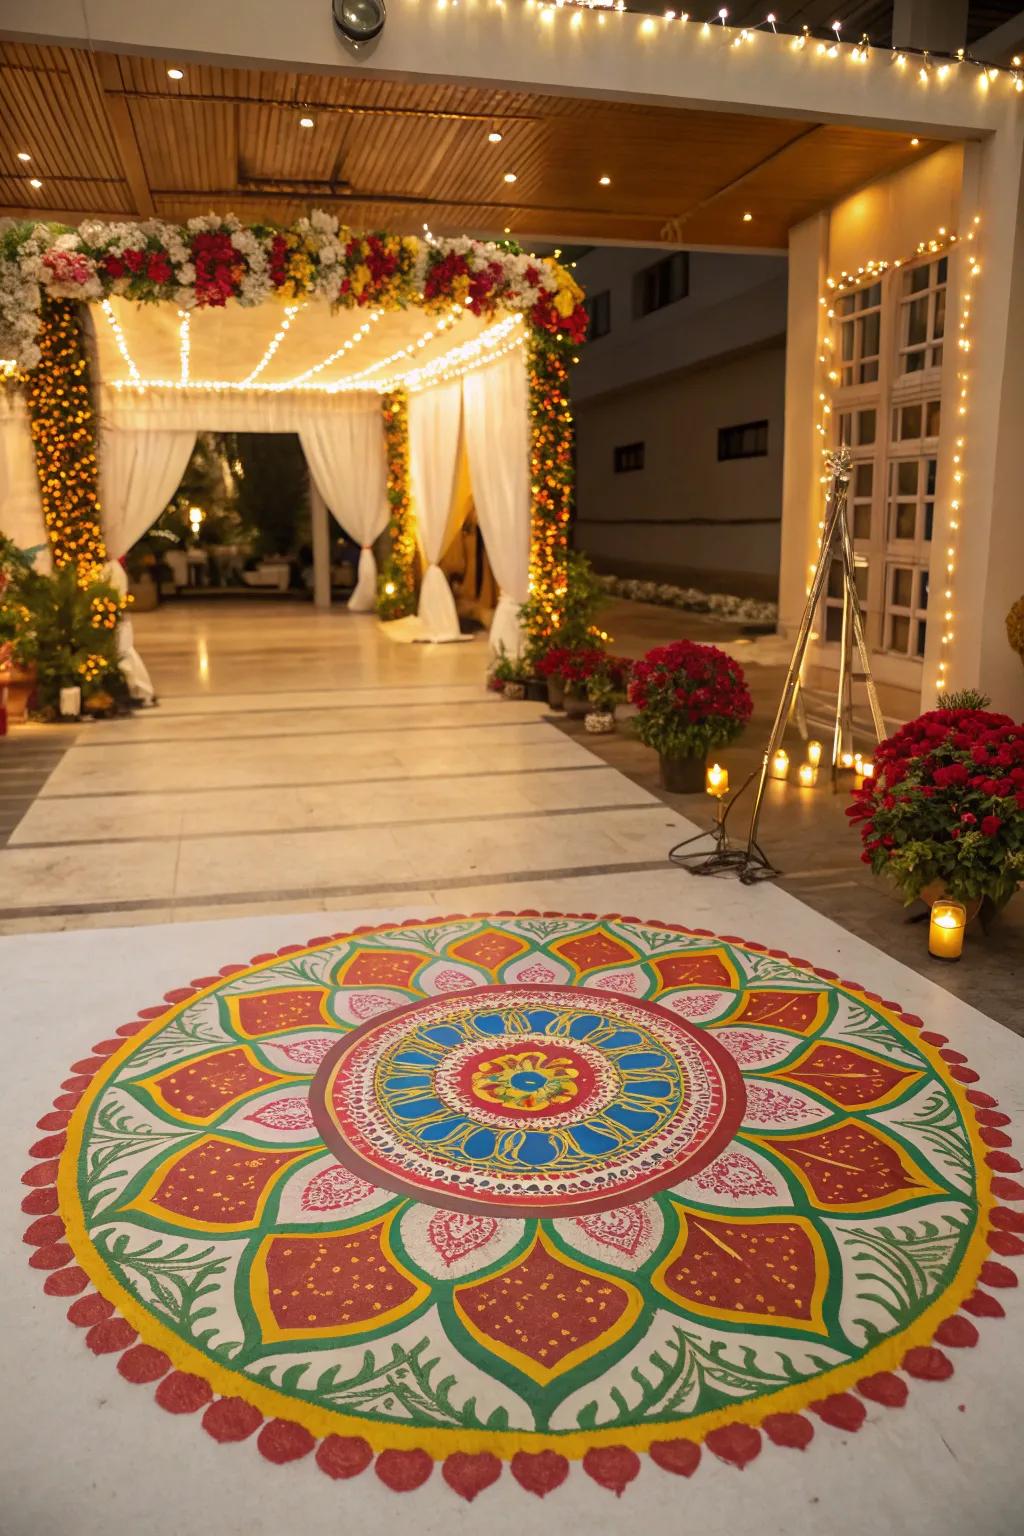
(332, 0), (387, 47)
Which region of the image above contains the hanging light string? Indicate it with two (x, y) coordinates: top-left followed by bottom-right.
(178, 309), (190, 386)
(240, 302), (306, 386)
(522, 2), (1024, 91)
(812, 217), (982, 694)
(99, 299), (140, 384)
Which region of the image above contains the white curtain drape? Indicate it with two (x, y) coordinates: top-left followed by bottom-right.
(0, 397), (49, 567)
(300, 409), (388, 611)
(408, 380), (462, 642)
(462, 352), (531, 657)
(100, 430), (197, 559)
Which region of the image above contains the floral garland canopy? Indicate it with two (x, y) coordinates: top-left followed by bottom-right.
(0, 212), (587, 374)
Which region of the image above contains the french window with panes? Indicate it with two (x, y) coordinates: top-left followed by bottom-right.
(823, 253), (951, 691)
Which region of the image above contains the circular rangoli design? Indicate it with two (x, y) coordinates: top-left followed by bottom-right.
(22, 913), (1023, 1498)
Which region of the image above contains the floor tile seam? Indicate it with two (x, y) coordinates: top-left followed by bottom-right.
(4, 800), (664, 851)
(0, 858), (671, 922)
(142, 697), (530, 722)
(62, 717), (553, 749)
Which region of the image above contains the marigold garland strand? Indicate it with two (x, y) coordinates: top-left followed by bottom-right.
(377, 389), (418, 620)
(527, 336), (574, 642)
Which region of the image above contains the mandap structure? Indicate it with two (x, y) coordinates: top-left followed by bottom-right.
(0, 213), (587, 654)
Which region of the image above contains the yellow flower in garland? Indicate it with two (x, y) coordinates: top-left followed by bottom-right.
(350, 263), (372, 298)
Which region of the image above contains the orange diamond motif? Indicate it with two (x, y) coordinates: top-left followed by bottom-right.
(755, 1120), (942, 1211)
(652, 948), (738, 991)
(775, 1042), (922, 1109)
(338, 948), (425, 989)
(251, 1215), (428, 1343)
(653, 1211), (828, 1333)
(449, 929), (530, 970)
(145, 1046), (285, 1123)
(453, 1231), (641, 1384)
(230, 988), (333, 1038)
(550, 926), (638, 974)
(729, 990), (829, 1034)
(131, 1137), (304, 1230)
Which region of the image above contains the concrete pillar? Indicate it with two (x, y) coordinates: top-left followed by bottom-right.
(892, 0), (968, 55)
(310, 481), (332, 610)
(777, 212), (829, 638)
(929, 121), (1024, 716)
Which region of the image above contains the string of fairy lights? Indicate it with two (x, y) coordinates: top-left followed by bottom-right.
(813, 215), (982, 697)
(99, 302), (514, 395)
(519, 0), (1024, 93)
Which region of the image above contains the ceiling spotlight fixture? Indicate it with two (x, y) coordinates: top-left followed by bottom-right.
(910, 136), (920, 146)
(487, 129), (503, 143)
(742, 211), (753, 222)
(504, 171), (517, 183)
(598, 174), (611, 186)
(332, 0), (387, 48)
(299, 115), (315, 128)
(17, 152), (31, 162)
(166, 67), (184, 80)
(29, 177), (42, 189)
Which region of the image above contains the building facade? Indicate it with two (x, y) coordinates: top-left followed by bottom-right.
(572, 249), (787, 600)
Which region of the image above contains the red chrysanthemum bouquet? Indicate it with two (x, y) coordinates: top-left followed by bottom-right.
(846, 705), (1024, 909)
(628, 640), (753, 761)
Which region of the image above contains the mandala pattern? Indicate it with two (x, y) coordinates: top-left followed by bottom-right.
(23, 913), (1023, 1500)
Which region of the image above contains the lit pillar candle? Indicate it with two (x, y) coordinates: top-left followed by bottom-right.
(797, 761), (818, 787)
(840, 751), (855, 770)
(706, 762), (729, 798)
(806, 739), (823, 767)
(929, 899), (966, 960)
(770, 749), (790, 780)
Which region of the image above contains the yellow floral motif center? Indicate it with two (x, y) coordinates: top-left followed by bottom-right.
(471, 1050), (580, 1111)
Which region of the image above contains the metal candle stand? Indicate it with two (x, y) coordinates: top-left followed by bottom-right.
(669, 450), (886, 885)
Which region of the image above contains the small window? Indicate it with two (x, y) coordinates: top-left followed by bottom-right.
(898, 257), (947, 375)
(837, 281), (882, 386)
(585, 289), (611, 340)
(718, 420), (769, 461)
(634, 252), (689, 317)
(614, 442), (645, 474)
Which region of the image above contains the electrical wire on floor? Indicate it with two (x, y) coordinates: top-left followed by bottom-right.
(667, 766), (779, 883)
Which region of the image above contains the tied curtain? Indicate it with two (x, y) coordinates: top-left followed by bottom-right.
(0, 397), (49, 565)
(462, 351), (531, 657)
(100, 430), (197, 560)
(299, 407), (388, 611)
(408, 380), (462, 641)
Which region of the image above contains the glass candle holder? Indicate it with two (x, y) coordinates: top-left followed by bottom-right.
(706, 762), (729, 798)
(770, 749), (789, 781)
(806, 739), (823, 767)
(929, 899), (967, 961)
(797, 762), (818, 788)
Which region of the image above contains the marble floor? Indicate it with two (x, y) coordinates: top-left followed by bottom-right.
(2, 600), (1023, 1536)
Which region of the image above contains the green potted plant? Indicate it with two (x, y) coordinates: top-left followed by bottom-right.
(847, 702), (1024, 922)
(560, 646), (609, 719)
(1, 560), (122, 719)
(489, 646), (527, 700)
(585, 656), (632, 735)
(628, 639), (753, 792)
(1007, 596), (1024, 673)
(0, 535), (40, 722)
(519, 550), (607, 705)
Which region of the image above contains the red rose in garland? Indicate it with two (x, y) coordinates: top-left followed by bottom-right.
(847, 706), (1024, 910)
(192, 232), (244, 308)
(628, 639), (753, 769)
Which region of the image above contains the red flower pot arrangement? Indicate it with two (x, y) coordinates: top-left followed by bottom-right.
(628, 640), (753, 791)
(847, 706), (1024, 910)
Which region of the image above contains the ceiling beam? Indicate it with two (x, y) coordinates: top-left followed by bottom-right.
(93, 53), (155, 217)
(106, 88), (542, 124)
(971, 9), (1024, 64)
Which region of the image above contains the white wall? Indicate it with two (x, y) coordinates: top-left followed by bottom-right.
(573, 249), (788, 403)
(575, 341), (786, 600)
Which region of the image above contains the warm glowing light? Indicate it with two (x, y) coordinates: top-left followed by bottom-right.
(798, 762), (818, 788)
(806, 739), (822, 768)
(299, 116), (315, 128)
(929, 899), (966, 960)
(706, 762), (729, 798)
(188, 505), (205, 536)
(17, 152), (30, 162)
(167, 67), (184, 80)
(488, 130), (503, 143)
(504, 171), (517, 183)
(599, 174), (611, 186)
(29, 177), (42, 189)
(770, 749), (789, 781)
(742, 212), (753, 222)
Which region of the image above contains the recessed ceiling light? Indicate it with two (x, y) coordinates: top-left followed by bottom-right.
(29, 178), (42, 189)
(17, 152), (31, 162)
(167, 67), (184, 80)
(911, 136), (920, 146)
(503, 226), (511, 234)
(299, 116), (315, 128)
(742, 211), (753, 222)
(598, 175), (611, 186)
(488, 130), (503, 143)
(504, 171), (517, 183)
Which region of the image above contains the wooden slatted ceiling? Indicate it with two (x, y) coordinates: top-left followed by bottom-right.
(0, 41), (943, 248)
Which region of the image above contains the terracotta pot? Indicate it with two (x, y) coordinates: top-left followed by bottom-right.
(546, 675), (565, 710)
(659, 752), (707, 794)
(919, 879), (982, 924)
(564, 688), (589, 719)
(585, 710), (615, 735)
(0, 661), (37, 723)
